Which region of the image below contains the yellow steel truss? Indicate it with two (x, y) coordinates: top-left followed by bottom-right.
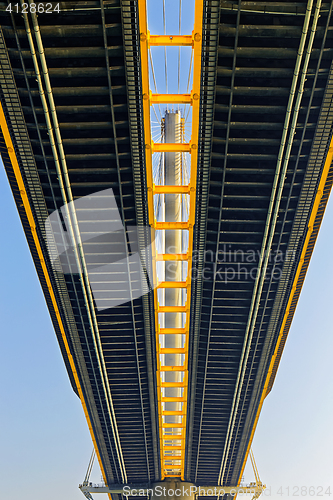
(149, 34), (193, 46)
(152, 143), (191, 153)
(138, 0), (203, 480)
(151, 94), (192, 104)
(154, 185), (191, 194)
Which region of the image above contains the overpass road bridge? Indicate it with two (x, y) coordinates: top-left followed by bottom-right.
(1, 0), (333, 498)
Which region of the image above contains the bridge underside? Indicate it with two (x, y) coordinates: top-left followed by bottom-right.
(188, 0), (333, 485)
(1, 0), (333, 493)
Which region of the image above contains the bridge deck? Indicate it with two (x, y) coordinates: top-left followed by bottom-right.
(1, 0), (333, 493)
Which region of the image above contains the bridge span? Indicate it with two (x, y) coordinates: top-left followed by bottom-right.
(1, 0), (333, 498)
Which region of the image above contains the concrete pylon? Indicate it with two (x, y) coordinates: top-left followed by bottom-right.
(163, 110), (184, 476)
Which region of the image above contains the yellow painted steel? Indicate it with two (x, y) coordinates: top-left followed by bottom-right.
(160, 348), (187, 354)
(154, 185), (191, 194)
(164, 444), (185, 448)
(158, 305), (188, 313)
(163, 422), (186, 427)
(160, 328), (187, 334)
(189, 1), (203, 226)
(0, 103), (113, 500)
(149, 34), (193, 46)
(158, 281), (188, 288)
(156, 254), (189, 261)
(138, 0), (154, 225)
(162, 382), (187, 388)
(162, 398), (186, 403)
(151, 94), (192, 104)
(160, 366), (187, 371)
(138, 0), (203, 479)
(153, 142), (191, 153)
(237, 138), (333, 487)
(155, 221), (190, 230)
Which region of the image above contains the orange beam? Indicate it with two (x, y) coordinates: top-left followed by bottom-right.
(162, 423), (185, 428)
(156, 253), (189, 261)
(155, 221), (190, 230)
(164, 445), (185, 449)
(162, 410), (185, 417)
(161, 382), (187, 388)
(160, 366), (186, 372)
(157, 281), (188, 288)
(149, 34), (193, 46)
(162, 436), (185, 440)
(161, 397), (186, 403)
(160, 347), (187, 354)
(154, 185), (191, 194)
(153, 142), (191, 153)
(189, 0), (203, 225)
(159, 328), (186, 334)
(151, 94), (191, 104)
(138, 1), (154, 225)
(158, 305), (187, 313)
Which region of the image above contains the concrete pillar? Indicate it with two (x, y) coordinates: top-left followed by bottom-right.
(162, 110), (184, 476)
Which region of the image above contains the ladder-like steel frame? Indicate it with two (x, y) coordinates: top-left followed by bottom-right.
(138, 0), (203, 480)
